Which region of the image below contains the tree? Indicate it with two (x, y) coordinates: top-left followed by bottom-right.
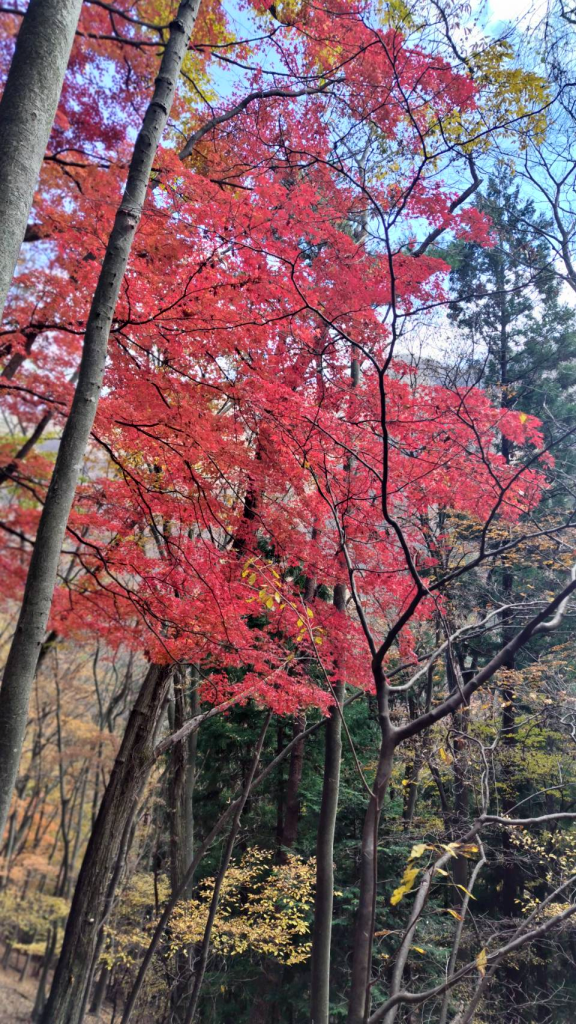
(0, 0), (204, 844)
(0, 0), (84, 322)
(447, 168), (576, 441)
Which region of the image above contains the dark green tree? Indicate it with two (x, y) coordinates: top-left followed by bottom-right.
(447, 167), (576, 447)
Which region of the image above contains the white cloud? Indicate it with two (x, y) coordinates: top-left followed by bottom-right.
(484, 0), (546, 32)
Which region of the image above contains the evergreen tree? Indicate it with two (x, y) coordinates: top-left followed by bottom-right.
(447, 168), (576, 446)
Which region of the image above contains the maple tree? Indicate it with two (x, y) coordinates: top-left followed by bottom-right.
(1, 1), (576, 1023)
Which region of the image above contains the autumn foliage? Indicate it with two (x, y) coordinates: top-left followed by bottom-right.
(1, 1), (576, 1023)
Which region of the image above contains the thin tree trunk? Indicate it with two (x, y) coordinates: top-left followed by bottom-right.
(79, 804), (139, 1023)
(66, 765), (88, 897)
(39, 663), (174, 1024)
(280, 714), (305, 859)
(310, 586), (346, 1024)
(496, 250), (519, 918)
(451, 712), (470, 909)
(168, 668), (198, 1022)
(402, 753), (422, 827)
(0, 0), (203, 842)
(311, 339), (358, 1023)
(310, 681), (344, 1024)
(183, 714), (271, 1024)
(90, 965), (111, 1019)
(347, 734), (395, 1024)
(169, 668), (189, 894)
(31, 923), (57, 1023)
(0, 0), (83, 322)
(184, 670), (199, 886)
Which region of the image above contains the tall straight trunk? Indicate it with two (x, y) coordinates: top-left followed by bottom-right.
(0, 0), (203, 842)
(39, 663), (174, 1024)
(347, 733), (395, 1024)
(311, 344), (360, 1023)
(310, 683), (344, 1024)
(183, 714), (271, 1024)
(250, 714), (306, 1024)
(168, 668), (198, 1023)
(280, 714), (305, 859)
(500, 567), (518, 917)
(184, 671), (199, 884)
(446, 653), (470, 907)
(310, 583), (345, 1024)
(496, 276), (518, 917)
(90, 965), (111, 1020)
(0, 0), (83, 322)
(169, 668), (189, 894)
(31, 922), (58, 1022)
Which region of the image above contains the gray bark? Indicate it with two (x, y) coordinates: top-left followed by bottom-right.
(0, 0), (83, 323)
(0, 0), (203, 841)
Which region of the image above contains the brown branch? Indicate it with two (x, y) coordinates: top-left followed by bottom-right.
(178, 80), (340, 159)
(395, 570), (576, 744)
(412, 156), (481, 257)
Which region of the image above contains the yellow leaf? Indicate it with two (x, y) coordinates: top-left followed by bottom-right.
(402, 867), (420, 886)
(412, 946), (426, 954)
(476, 947), (488, 977)
(439, 747), (453, 765)
(441, 842), (460, 858)
(391, 865), (420, 904)
(409, 843), (429, 860)
(456, 884), (477, 900)
(390, 885), (408, 906)
(461, 844), (479, 858)
(446, 908), (463, 920)
(519, 412), (528, 424)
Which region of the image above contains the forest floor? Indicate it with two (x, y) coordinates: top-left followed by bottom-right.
(0, 954), (112, 1022)
(0, 959), (36, 1022)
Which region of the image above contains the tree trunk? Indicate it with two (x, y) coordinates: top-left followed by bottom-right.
(31, 923), (57, 1022)
(0, 0), (203, 842)
(310, 682), (343, 1024)
(0, 0), (83, 322)
(347, 735), (395, 1024)
(169, 668), (189, 894)
(280, 714), (305, 859)
(168, 668), (199, 1022)
(310, 582), (346, 1024)
(183, 714), (271, 1024)
(184, 668), (200, 888)
(39, 663), (174, 1024)
(90, 965), (111, 1019)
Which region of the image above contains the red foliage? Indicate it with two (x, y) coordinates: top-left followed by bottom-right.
(0, 0), (547, 715)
